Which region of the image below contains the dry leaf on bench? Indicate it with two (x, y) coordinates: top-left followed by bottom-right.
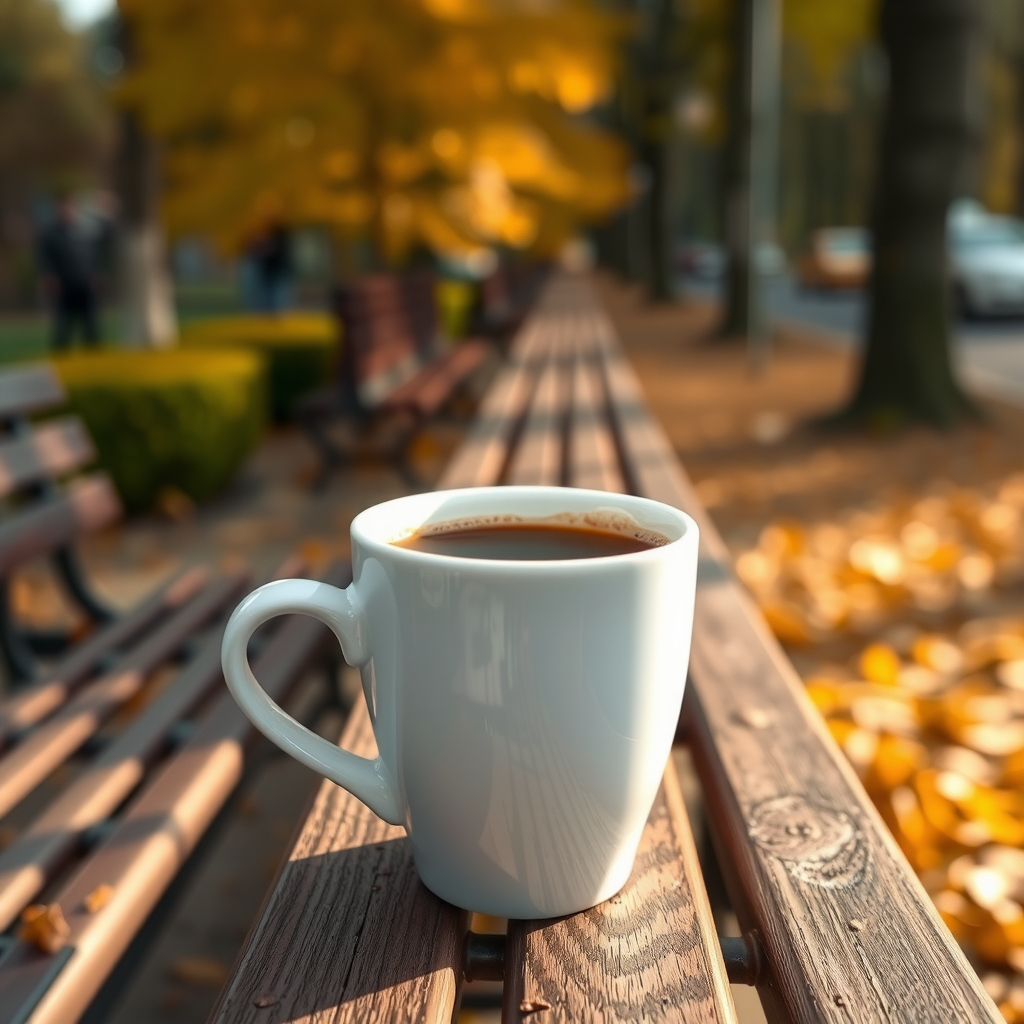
(83, 884), (114, 914)
(19, 903), (70, 954)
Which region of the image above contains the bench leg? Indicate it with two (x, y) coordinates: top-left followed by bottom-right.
(394, 424), (430, 486)
(298, 411), (353, 489)
(54, 547), (115, 624)
(0, 579), (39, 684)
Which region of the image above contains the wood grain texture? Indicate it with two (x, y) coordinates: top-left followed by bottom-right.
(439, 317), (546, 489)
(0, 417), (95, 498)
(683, 581), (1001, 1023)
(440, 275), (735, 1023)
(211, 697), (467, 1024)
(0, 566), (344, 1024)
(584, 303), (728, 565)
(567, 331), (625, 494)
(506, 318), (568, 487)
(504, 755), (736, 1024)
(564, 282), (1003, 1022)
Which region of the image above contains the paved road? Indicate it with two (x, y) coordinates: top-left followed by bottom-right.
(681, 274), (1024, 407)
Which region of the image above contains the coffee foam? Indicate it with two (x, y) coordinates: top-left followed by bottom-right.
(395, 509), (670, 548)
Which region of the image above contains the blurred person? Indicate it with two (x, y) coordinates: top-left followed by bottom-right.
(38, 196), (100, 350)
(252, 219), (293, 313)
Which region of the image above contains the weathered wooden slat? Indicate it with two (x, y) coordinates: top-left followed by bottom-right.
(504, 755), (736, 1024)
(211, 697), (467, 1024)
(0, 573), (247, 818)
(384, 340), (491, 417)
(567, 330), (625, 494)
(0, 631), (224, 930)
(576, 283), (1002, 1022)
(0, 565), (345, 1024)
(684, 580), (1001, 1023)
(505, 318), (568, 487)
(438, 318), (546, 489)
(0, 417), (95, 499)
(0, 568), (209, 748)
(0, 364), (64, 420)
(0, 474), (122, 577)
(585, 303), (728, 564)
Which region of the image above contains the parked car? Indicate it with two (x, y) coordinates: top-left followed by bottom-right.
(677, 240), (786, 279)
(948, 202), (1024, 318)
(796, 227), (870, 290)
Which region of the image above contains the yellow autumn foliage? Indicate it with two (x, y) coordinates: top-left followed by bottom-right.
(117, 0), (629, 259)
(784, 0), (878, 109)
(679, 0), (878, 144)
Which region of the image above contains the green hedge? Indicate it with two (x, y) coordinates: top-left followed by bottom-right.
(180, 313), (337, 420)
(53, 349), (267, 512)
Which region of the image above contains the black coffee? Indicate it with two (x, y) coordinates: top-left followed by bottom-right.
(394, 521), (665, 560)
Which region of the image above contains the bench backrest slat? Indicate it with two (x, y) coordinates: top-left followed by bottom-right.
(0, 416), (95, 499)
(0, 474), (121, 578)
(336, 272), (444, 404)
(0, 364), (65, 422)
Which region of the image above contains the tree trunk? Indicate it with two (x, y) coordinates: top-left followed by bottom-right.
(642, 0), (676, 303)
(719, 0), (759, 338)
(645, 137), (672, 301)
(844, 0), (980, 426)
(719, 0), (778, 354)
(116, 91), (176, 346)
(1017, 54), (1024, 219)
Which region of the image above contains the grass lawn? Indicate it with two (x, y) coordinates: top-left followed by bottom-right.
(0, 316), (52, 365)
(0, 283), (246, 366)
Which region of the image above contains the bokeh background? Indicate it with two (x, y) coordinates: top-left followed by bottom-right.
(7, 0), (1024, 1021)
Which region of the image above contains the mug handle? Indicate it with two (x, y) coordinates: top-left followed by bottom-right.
(221, 577), (403, 825)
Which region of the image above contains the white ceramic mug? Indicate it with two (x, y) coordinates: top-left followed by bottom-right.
(221, 486), (698, 918)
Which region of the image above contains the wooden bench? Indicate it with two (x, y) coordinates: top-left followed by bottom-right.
(0, 365), (125, 684)
(212, 275), (1001, 1023)
(298, 271), (493, 482)
(0, 364), (347, 1024)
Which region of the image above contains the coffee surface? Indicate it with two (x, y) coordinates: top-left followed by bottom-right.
(395, 521), (663, 560)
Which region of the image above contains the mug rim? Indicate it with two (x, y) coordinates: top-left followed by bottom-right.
(349, 485), (698, 572)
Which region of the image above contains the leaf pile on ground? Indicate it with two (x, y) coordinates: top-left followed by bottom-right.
(738, 472), (1024, 1020)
